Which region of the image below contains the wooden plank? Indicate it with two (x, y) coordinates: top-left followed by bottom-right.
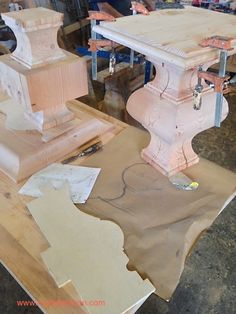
(0, 226), (86, 314)
(0, 101), (127, 314)
(2, 8), (65, 69)
(97, 62), (130, 84)
(63, 20), (90, 36)
(97, 3), (123, 18)
(67, 100), (127, 130)
(143, 0), (156, 11)
(0, 0), (10, 13)
(22, 0), (37, 8)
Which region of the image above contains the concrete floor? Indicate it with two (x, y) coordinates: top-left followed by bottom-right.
(0, 93), (235, 314)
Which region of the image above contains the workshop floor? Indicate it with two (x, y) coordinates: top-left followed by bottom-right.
(0, 93), (235, 314)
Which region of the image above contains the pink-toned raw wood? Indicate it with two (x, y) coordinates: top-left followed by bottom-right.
(0, 52), (87, 131)
(0, 8), (114, 182)
(0, 102), (127, 314)
(2, 8), (65, 68)
(0, 106), (113, 182)
(87, 10), (116, 22)
(127, 62), (229, 177)
(88, 39), (113, 52)
(0, 8), (88, 131)
(93, 7), (236, 176)
(131, 1), (150, 15)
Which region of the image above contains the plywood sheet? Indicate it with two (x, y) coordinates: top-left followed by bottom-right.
(27, 186), (155, 314)
(79, 126), (236, 300)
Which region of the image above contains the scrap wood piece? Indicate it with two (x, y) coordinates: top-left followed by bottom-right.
(27, 186), (155, 314)
(97, 2), (124, 18)
(63, 19), (90, 36)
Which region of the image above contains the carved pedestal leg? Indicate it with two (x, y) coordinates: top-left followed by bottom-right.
(141, 133), (199, 177)
(0, 8), (114, 182)
(127, 61), (229, 176)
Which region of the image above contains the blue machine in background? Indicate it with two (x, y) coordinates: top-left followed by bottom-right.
(76, 46), (153, 84)
(79, 0), (153, 83)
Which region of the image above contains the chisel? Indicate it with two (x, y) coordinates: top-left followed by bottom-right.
(62, 141), (103, 164)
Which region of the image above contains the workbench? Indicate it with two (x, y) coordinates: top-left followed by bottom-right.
(1, 99), (235, 312)
(0, 100), (127, 314)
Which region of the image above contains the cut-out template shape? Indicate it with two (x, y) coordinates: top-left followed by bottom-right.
(27, 186), (155, 314)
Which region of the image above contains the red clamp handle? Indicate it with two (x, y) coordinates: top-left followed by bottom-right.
(131, 1), (150, 15)
(87, 10), (116, 21)
(200, 36), (233, 50)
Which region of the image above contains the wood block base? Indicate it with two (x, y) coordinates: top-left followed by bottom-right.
(141, 149), (199, 177)
(0, 109), (113, 182)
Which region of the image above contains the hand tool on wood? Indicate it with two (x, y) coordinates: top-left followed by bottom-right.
(62, 141), (103, 164)
(194, 36), (232, 127)
(87, 11), (116, 80)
